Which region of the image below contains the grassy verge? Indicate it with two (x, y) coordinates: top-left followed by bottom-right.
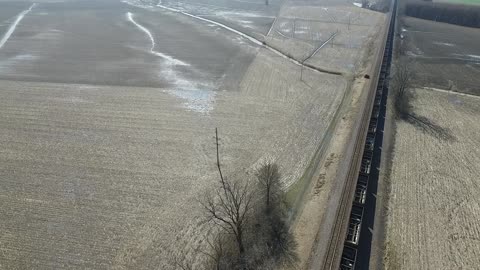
(284, 75), (354, 222)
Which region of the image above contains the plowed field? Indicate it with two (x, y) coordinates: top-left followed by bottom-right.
(385, 89), (480, 269)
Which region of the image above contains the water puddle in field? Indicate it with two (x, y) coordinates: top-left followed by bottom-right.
(122, 0), (156, 9)
(406, 46), (424, 57)
(126, 11), (216, 114)
(448, 94), (463, 106)
(127, 12), (189, 66)
(433, 41), (455, 47)
(160, 65), (217, 114)
(466, 54), (480, 60)
(0, 3), (36, 49)
(0, 54), (37, 73)
(167, 88), (216, 114)
(452, 53), (480, 62)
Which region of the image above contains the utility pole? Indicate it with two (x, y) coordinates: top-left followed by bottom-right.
(300, 62), (304, 81)
(215, 128), (224, 183)
(293, 18), (296, 39)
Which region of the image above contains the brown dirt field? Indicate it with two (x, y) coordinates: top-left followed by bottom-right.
(400, 16), (480, 95)
(384, 89), (480, 269)
(0, 47), (346, 268)
(0, 0), (385, 268)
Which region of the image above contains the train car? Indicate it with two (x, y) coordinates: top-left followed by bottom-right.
(354, 174), (369, 205)
(345, 205), (365, 246)
(340, 246), (357, 270)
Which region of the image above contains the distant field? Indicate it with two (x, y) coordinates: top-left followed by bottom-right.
(0, 0), (259, 88)
(268, 5), (385, 74)
(158, 0), (280, 39)
(401, 16), (480, 95)
(436, 0), (480, 5)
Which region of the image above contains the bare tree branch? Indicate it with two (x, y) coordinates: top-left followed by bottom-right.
(256, 162), (281, 212)
(201, 129), (254, 255)
(391, 58), (414, 118)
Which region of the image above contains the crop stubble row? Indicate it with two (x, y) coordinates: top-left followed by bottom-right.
(385, 89), (480, 269)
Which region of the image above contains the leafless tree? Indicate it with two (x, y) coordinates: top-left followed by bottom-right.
(251, 162), (298, 269)
(391, 60), (455, 141)
(266, 211), (299, 268)
(199, 233), (237, 270)
(196, 130), (299, 269)
(391, 59), (414, 118)
(256, 162), (281, 212)
(347, 14), (359, 30)
(362, 0), (368, 8)
(202, 128), (254, 256)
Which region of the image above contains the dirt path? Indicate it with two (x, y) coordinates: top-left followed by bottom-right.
(292, 74), (367, 270)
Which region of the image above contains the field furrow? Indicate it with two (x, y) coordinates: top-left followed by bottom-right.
(385, 89), (480, 270)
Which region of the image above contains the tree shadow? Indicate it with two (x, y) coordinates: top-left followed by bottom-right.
(400, 112), (457, 142)
(391, 61), (457, 143)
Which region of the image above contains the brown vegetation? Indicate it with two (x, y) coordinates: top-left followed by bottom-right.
(391, 59), (414, 118)
(255, 162), (281, 213)
(391, 59), (456, 141)
(203, 129), (253, 256)
(179, 129), (298, 270)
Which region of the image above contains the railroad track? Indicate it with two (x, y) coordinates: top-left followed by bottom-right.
(319, 1), (398, 269)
